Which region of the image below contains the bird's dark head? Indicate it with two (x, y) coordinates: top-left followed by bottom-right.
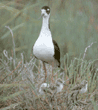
(41, 6), (50, 17)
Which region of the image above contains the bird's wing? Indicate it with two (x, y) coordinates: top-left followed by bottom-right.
(52, 40), (60, 66)
(71, 84), (83, 91)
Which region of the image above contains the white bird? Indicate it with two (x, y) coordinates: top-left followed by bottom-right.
(33, 6), (60, 82)
(80, 80), (88, 93)
(39, 83), (50, 95)
(71, 80), (88, 94)
(56, 78), (64, 93)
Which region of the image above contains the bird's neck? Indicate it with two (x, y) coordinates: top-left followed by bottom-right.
(41, 16), (50, 30)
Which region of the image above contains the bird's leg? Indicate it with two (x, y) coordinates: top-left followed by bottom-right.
(51, 62), (54, 83)
(43, 62), (47, 82)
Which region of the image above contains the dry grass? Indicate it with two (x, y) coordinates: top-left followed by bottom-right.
(0, 47), (97, 110)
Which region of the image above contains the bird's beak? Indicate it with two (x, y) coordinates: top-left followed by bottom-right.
(38, 13), (44, 19)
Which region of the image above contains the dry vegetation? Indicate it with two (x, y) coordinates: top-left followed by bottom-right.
(0, 38), (98, 109)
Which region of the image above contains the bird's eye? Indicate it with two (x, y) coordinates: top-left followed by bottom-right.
(47, 8), (50, 11)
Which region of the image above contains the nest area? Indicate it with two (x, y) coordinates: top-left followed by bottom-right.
(0, 49), (98, 110)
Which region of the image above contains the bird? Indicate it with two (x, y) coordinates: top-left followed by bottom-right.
(71, 80), (88, 94)
(33, 6), (60, 82)
(56, 78), (64, 93)
(79, 80), (88, 93)
(39, 79), (64, 95)
(39, 83), (50, 95)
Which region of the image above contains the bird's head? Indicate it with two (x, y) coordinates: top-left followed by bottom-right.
(81, 80), (88, 85)
(41, 6), (50, 18)
(56, 78), (64, 86)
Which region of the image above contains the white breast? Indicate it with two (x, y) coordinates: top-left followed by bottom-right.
(80, 84), (88, 93)
(33, 29), (54, 63)
(57, 84), (63, 93)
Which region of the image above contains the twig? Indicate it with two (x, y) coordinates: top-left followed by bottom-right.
(81, 42), (97, 69)
(5, 26), (16, 68)
(3, 50), (13, 61)
(82, 42), (97, 60)
(18, 53), (24, 73)
(63, 75), (74, 85)
(0, 60), (22, 83)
